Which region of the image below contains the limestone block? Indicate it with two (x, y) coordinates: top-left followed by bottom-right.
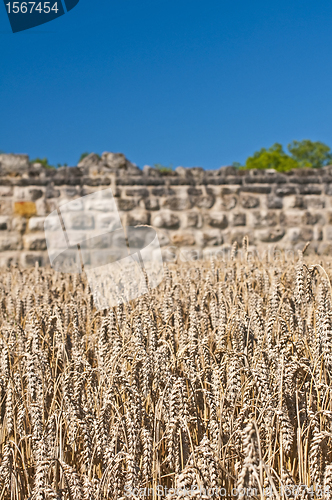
(257, 228), (285, 243)
(240, 195), (260, 209)
(279, 212), (302, 227)
(196, 229), (223, 247)
(162, 196), (193, 211)
(0, 153), (29, 173)
(143, 165), (162, 177)
(241, 185), (271, 194)
(304, 197), (325, 209)
(144, 197), (160, 210)
(0, 252), (19, 267)
(14, 201), (37, 217)
(275, 186), (297, 196)
(299, 186), (322, 195)
(207, 213), (228, 229)
(220, 194), (237, 210)
(0, 200), (12, 215)
(267, 195), (283, 209)
(29, 189), (43, 201)
(12, 217), (27, 234)
(23, 233), (47, 251)
(185, 212), (201, 228)
(126, 211), (150, 226)
(251, 211), (278, 228)
(0, 234), (23, 251)
(302, 211), (325, 225)
(28, 216), (47, 232)
(152, 212), (180, 229)
(126, 188), (149, 198)
(0, 216), (10, 230)
(171, 232), (195, 246)
(0, 186), (13, 196)
(230, 230), (251, 246)
(287, 227), (314, 243)
(152, 187), (175, 197)
(232, 213), (246, 226)
(117, 199), (137, 211)
(20, 252), (45, 268)
(45, 185), (61, 198)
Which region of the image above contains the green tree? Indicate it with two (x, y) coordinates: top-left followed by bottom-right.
(287, 140), (332, 168)
(244, 143), (299, 172)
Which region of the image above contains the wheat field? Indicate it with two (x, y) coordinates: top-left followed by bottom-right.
(1, 242), (332, 499)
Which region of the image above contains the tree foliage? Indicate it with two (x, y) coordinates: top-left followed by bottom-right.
(241, 139), (332, 172)
(287, 140), (332, 168)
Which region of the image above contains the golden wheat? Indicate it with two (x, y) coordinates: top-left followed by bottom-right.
(0, 251), (332, 499)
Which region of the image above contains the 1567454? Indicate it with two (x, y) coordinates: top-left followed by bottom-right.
(5, 2), (59, 13)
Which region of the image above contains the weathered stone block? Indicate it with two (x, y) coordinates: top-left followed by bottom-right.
(304, 197), (325, 209)
(14, 201), (37, 217)
(185, 212), (201, 228)
(0, 252), (19, 267)
(252, 211), (278, 227)
(230, 230), (250, 246)
(152, 187), (175, 196)
(70, 214), (95, 230)
(208, 213), (228, 229)
(299, 186), (322, 195)
(29, 189), (43, 201)
(240, 195), (260, 209)
(317, 242), (332, 255)
(279, 212), (302, 226)
(23, 234), (47, 251)
(287, 227), (314, 243)
(143, 165), (162, 177)
(241, 185), (271, 194)
(152, 212), (180, 229)
(196, 230), (223, 247)
(220, 195), (237, 210)
(0, 216), (10, 230)
(126, 188), (149, 197)
(0, 153), (29, 173)
(192, 193), (215, 209)
(0, 234), (23, 251)
(171, 232), (195, 246)
(126, 212), (150, 226)
(232, 213), (246, 226)
(144, 198), (160, 210)
(302, 211), (325, 225)
(275, 186), (296, 196)
(163, 196), (193, 211)
(188, 187), (203, 196)
(45, 185), (61, 198)
(0, 186), (13, 196)
(28, 216), (47, 232)
(267, 195), (283, 209)
(12, 217), (27, 234)
(324, 226), (332, 241)
(292, 196), (305, 209)
(21, 252), (45, 267)
(117, 199), (137, 211)
(257, 228), (285, 242)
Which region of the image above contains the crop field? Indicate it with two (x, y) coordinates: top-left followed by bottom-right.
(1, 242), (332, 499)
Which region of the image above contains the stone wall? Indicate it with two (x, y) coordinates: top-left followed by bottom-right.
(1, 152), (332, 267)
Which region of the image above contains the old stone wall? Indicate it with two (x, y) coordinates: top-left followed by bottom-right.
(1, 152), (332, 267)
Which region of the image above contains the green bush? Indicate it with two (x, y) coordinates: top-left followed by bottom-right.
(30, 157), (55, 169)
(154, 163), (174, 175)
(238, 140), (332, 172)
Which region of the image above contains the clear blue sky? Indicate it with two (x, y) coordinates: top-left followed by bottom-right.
(1, 0), (332, 169)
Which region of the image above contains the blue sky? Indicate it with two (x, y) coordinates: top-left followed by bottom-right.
(1, 0), (332, 169)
